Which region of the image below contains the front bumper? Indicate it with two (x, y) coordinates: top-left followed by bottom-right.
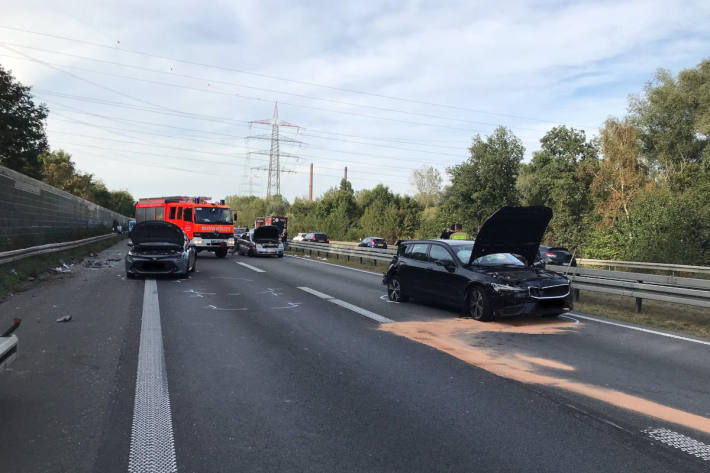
(255, 247), (283, 256)
(191, 238), (235, 249)
(125, 253), (189, 275)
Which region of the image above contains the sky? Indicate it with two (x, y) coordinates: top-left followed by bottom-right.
(1, 0), (709, 202)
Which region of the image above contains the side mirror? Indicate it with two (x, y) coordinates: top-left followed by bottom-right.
(435, 259), (456, 272)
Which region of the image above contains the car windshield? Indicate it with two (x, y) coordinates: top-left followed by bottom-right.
(194, 207), (233, 224)
(471, 252), (526, 266)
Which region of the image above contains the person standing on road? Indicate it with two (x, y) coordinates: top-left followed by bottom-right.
(440, 225), (455, 239)
(281, 230), (288, 250)
(450, 223), (469, 240)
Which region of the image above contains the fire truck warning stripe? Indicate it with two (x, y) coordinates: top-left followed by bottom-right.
(128, 279), (178, 473)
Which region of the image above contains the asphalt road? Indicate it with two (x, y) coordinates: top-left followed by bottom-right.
(1, 242), (710, 472)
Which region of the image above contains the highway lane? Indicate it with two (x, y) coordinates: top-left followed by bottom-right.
(1, 243), (710, 472)
(153, 254), (708, 472)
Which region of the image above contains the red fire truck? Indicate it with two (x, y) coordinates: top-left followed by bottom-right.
(135, 196), (235, 258)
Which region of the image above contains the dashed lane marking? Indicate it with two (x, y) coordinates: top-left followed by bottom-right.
(297, 286), (393, 323)
(570, 312), (710, 347)
(297, 286), (333, 299)
(286, 254), (382, 276)
(128, 279), (177, 473)
(645, 427), (710, 461)
(235, 262), (265, 273)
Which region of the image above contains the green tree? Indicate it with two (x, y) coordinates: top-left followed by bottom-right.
(411, 166), (442, 208)
(444, 126), (523, 232)
(0, 64), (49, 178)
(518, 126), (599, 251)
(108, 190), (136, 216)
(629, 60), (710, 191)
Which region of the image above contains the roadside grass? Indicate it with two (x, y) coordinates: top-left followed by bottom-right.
(575, 291), (710, 340)
(0, 235), (124, 301)
(286, 248), (387, 273)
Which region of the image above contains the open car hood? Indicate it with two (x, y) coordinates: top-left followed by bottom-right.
(469, 206), (552, 266)
(253, 225), (280, 241)
(130, 221), (185, 247)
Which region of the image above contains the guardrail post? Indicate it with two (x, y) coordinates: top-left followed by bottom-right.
(574, 288), (580, 301)
(635, 297), (643, 313)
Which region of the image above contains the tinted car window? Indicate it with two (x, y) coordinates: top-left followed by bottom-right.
(430, 245), (454, 263)
(409, 243), (430, 262)
(183, 208), (193, 222)
(398, 244), (408, 256)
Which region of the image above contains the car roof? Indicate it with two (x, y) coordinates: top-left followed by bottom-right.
(400, 239), (473, 246)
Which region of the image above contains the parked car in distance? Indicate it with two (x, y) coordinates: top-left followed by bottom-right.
(358, 237), (388, 249)
(125, 221), (196, 278)
(383, 206), (572, 321)
(238, 226), (284, 257)
(538, 246), (577, 267)
(303, 232), (330, 243)
(292, 232), (308, 242)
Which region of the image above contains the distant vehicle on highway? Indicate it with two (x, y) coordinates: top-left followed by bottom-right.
(303, 232), (330, 243)
(537, 245), (577, 267)
(383, 206), (572, 321)
(358, 237), (387, 249)
(292, 232), (308, 242)
(237, 226), (284, 257)
(125, 221), (196, 278)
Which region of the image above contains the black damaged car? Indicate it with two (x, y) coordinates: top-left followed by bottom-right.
(383, 206), (572, 321)
(125, 221), (197, 278)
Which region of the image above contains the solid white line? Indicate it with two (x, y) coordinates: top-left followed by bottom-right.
(645, 427), (710, 461)
(297, 286), (393, 323)
(297, 286), (333, 299)
(236, 261), (266, 273)
(128, 279), (177, 473)
(330, 298), (394, 323)
(286, 254), (382, 276)
(570, 312), (710, 347)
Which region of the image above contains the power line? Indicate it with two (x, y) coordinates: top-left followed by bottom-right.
(0, 43), (560, 132)
(0, 26), (577, 126)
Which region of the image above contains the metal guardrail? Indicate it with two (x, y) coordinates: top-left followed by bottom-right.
(288, 242), (710, 311)
(576, 259), (710, 275)
(288, 241), (394, 265)
(0, 233), (117, 266)
(548, 264), (710, 311)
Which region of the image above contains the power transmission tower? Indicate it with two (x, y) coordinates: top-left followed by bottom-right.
(247, 103), (303, 197)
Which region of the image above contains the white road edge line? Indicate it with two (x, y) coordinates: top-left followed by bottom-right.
(297, 286), (393, 323)
(570, 312), (710, 347)
(236, 261), (266, 273)
(644, 427), (710, 461)
(286, 254), (382, 276)
(128, 279), (177, 473)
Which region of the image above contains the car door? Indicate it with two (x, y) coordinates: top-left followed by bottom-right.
(399, 243), (431, 296)
(428, 244), (466, 304)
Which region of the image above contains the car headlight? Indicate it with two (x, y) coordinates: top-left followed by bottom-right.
(256, 243), (263, 249)
(193, 238), (203, 245)
(278, 243), (284, 250)
(490, 282), (526, 293)
(228, 238), (234, 245)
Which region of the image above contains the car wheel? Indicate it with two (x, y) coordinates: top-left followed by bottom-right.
(248, 249), (255, 257)
(189, 252), (197, 272)
(278, 254), (284, 258)
(467, 286), (493, 321)
(126, 272), (135, 279)
(387, 276), (409, 302)
(215, 248), (228, 258)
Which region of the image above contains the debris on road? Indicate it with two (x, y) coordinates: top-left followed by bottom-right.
(55, 315), (72, 323)
(52, 263), (72, 273)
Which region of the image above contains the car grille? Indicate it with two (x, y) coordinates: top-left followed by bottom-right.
(194, 232), (233, 239)
(528, 284), (569, 299)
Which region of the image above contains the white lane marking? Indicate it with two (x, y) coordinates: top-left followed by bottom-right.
(298, 286), (394, 323)
(570, 312), (710, 347)
(645, 428), (710, 461)
(236, 262), (265, 273)
(297, 286), (333, 299)
(128, 279), (177, 473)
(330, 298), (394, 323)
(559, 314), (579, 323)
(206, 304), (248, 311)
(286, 254), (382, 276)
(273, 302), (302, 310)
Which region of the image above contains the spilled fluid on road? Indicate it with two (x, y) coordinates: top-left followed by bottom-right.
(380, 318), (710, 435)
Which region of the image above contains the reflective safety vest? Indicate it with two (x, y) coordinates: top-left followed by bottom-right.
(450, 231), (469, 240)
